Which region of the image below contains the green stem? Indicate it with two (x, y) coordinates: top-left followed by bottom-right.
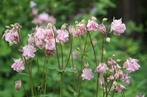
(60, 43), (64, 97)
(77, 35), (88, 97)
(88, 32), (99, 97)
(28, 61), (35, 97)
(64, 34), (73, 69)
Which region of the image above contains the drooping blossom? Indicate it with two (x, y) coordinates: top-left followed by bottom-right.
(114, 84), (125, 93)
(22, 44), (36, 59)
(107, 58), (117, 66)
(81, 68), (93, 80)
(34, 26), (55, 49)
(114, 70), (123, 79)
(96, 63), (107, 74)
(33, 12), (56, 25)
(69, 21), (87, 37)
(56, 29), (69, 43)
(45, 39), (56, 51)
(97, 24), (106, 34)
(111, 18), (126, 35)
(11, 59), (25, 72)
(123, 58), (140, 72)
(3, 23), (21, 45)
(122, 73), (130, 85)
(87, 17), (98, 32)
(15, 80), (22, 91)
(136, 95), (145, 97)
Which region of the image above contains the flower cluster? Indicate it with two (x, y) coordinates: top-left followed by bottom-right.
(2, 16), (142, 96)
(81, 57), (140, 93)
(2, 17), (127, 73)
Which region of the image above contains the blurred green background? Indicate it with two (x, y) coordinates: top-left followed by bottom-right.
(0, 0), (147, 97)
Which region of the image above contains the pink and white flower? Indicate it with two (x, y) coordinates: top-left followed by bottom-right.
(69, 21), (87, 37)
(97, 24), (106, 34)
(81, 68), (93, 80)
(123, 58), (140, 72)
(111, 18), (126, 35)
(11, 59), (25, 72)
(22, 44), (36, 59)
(3, 23), (21, 45)
(56, 29), (69, 43)
(87, 17), (98, 32)
(114, 84), (125, 93)
(136, 95), (145, 97)
(96, 63), (107, 74)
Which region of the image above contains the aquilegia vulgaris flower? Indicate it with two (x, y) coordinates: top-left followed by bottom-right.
(123, 58), (140, 72)
(81, 68), (93, 80)
(11, 59), (25, 72)
(111, 18), (126, 35)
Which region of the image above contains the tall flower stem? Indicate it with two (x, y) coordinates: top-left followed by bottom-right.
(77, 35), (88, 97)
(23, 57), (35, 96)
(54, 34), (62, 97)
(60, 43), (64, 97)
(43, 55), (49, 94)
(64, 34), (73, 69)
(26, 60), (35, 97)
(87, 32), (99, 97)
(100, 34), (106, 97)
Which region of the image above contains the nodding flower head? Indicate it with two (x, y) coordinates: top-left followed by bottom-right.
(11, 58), (25, 72)
(111, 18), (126, 35)
(123, 58), (140, 72)
(22, 44), (36, 59)
(81, 68), (93, 80)
(56, 29), (69, 43)
(96, 63), (107, 74)
(3, 23), (21, 45)
(87, 17), (98, 32)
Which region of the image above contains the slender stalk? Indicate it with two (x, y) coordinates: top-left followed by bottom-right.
(100, 34), (106, 97)
(77, 35), (88, 97)
(64, 34), (73, 69)
(88, 32), (99, 97)
(28, 61), (35, 97)
(60, 43), (64, 97)
(54, 33), (61, 97)
(23, 57), (35, 97)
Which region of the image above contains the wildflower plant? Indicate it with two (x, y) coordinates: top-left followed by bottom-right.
(2, 17), (143, 97)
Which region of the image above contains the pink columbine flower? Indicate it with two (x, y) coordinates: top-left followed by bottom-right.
(3, 23), (21, 45)
(114, 84), (125, 93)
(34, 27), (46, 40)
(56, 29), (69, 43)
(123, 58), (140, 72)
(111, 18), (126, 35)
(81, 68), (93, 80)
(97, 24), (106, 34)
(33, 12), (56, 25)
(96, 63), (107, 74)
(107, 58), (117, 66)
(11, 59), (25, 72)
(22, 44), (36, 59)
(87, 17), (98, 32)
(45, 39), (56, 51)
(136, 95), (145, 97)
(15, 80), (22, 91)
(70, 21), (87, 37)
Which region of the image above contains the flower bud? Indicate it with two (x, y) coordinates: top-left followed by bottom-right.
(15, 80), (22, 91)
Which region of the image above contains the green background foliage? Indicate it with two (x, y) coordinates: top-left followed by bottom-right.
(0, 0), (147, 97)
